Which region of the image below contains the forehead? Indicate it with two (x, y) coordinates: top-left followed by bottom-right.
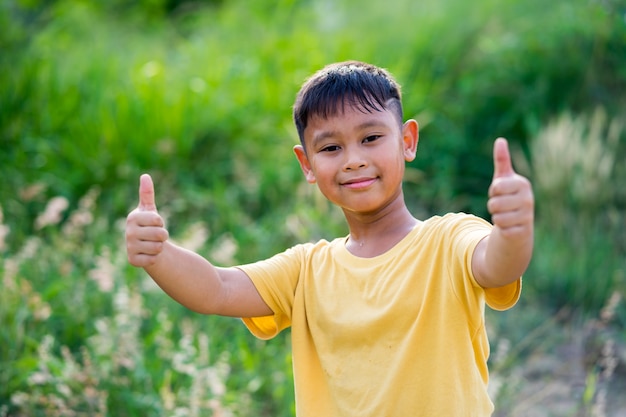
(304, 104), (398, 145)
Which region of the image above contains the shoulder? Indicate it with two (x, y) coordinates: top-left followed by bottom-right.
(247, 237), (343, 266)
(425, 212), (490, 225)
(422, 212), (491, 237)
(292, 237), (341, 255)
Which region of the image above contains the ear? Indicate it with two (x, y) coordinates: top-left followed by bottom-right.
(293, 145), (317, 184)
(402, 119), (419, 162)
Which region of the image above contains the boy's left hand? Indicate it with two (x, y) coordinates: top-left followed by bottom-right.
(487, 138), (534, 240)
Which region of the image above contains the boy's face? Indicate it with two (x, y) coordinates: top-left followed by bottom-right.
(293, 103), (418, 216)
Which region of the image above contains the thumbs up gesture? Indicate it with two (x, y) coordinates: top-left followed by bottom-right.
(126, 174), (170, 267)
(487, 138), (534, 239)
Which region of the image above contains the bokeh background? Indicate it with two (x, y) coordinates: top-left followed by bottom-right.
(1, 0), (625, 415)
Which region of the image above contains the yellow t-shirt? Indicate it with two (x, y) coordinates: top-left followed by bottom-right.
(239, 213), (521, 416)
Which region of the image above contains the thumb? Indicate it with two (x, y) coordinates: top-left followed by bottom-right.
(138, 173), (157, 212)
(493, 137), (515, 179)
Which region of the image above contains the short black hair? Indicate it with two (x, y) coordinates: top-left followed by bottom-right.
(293, 61), (403, 147)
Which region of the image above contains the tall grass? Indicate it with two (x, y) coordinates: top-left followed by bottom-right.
(0, 188), (295, 416)
(525, 109), (625, 311)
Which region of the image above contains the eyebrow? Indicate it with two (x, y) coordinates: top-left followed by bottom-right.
(311, 120), (387, 148)
(311, 130), (337, 148)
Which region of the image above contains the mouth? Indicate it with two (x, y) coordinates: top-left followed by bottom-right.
(341, 177), (377, 189)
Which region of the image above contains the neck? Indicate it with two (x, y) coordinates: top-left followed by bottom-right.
(343, 196), (419, 257)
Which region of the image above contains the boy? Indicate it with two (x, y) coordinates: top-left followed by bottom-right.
(126, 61), (534, 415)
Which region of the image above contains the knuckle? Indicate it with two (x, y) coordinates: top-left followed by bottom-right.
(150, 213), (164, 227)
(125, 228), (137, 240)
(150, 227), (167, 242)
(128, 254), (142, 267)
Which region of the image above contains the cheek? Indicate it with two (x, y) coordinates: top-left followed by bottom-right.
(382, 155), (407, 184)
(309, 158), (334, 179)
(383, 152), (405, 170)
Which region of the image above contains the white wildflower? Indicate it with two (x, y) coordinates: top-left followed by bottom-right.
(35, 196), (69, 229)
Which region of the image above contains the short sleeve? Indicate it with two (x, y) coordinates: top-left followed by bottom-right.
(237, 245), (306, 339)
(484, 280), (521, 311)
(456, 216), (522, 311)
(446, 213), (522, 313)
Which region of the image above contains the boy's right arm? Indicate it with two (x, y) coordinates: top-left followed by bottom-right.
(125, 174), (273, 318)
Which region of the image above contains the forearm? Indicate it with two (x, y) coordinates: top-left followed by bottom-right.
(478, 226), (533, 288)
(126, 174), (272, 318)
(144, 241), (224, 314)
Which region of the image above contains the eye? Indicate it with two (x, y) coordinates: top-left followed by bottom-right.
(363, 135), (382, 143)
(320, 145), (341, 152)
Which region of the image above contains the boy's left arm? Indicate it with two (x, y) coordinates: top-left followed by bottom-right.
(473, 138), (534, 288)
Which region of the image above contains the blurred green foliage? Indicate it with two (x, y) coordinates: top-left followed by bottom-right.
(2, 0), (625, 246)
(1, 0), (625, 414)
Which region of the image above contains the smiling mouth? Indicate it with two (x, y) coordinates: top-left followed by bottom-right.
(342, 178), (377, 189)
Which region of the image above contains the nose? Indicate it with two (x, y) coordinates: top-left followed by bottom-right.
(343, 147), (368, 171)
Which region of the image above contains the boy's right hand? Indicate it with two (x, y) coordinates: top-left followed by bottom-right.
(126, 174), (169, 267)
